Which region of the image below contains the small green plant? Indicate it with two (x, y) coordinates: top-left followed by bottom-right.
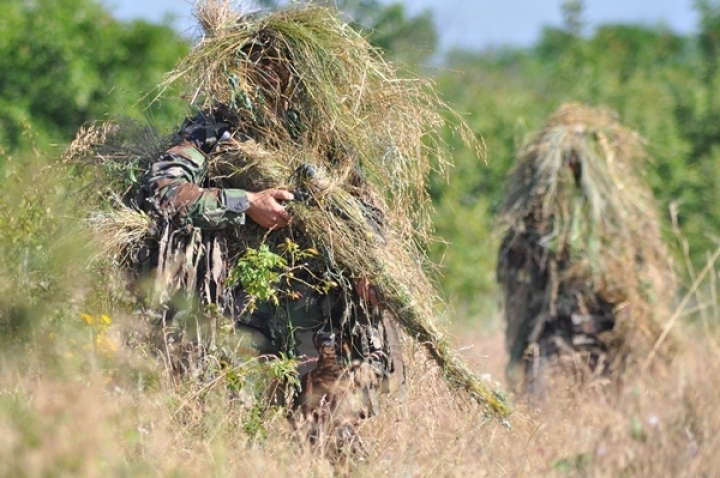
(228, 244), (288, 311)
(227, 238), (330, 313)
(630, 415), (646, 442)
(235, 353), (299, 442)
(550, 453), (593, 474)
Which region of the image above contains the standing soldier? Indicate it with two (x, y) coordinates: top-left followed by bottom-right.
(497, 103), (675, 395)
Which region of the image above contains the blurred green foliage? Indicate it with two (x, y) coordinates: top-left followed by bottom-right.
(0, 138), (92, 350)
(0, 0), (189, 153)
(430, 1), (720, 313)
(339, 0), (438, 64)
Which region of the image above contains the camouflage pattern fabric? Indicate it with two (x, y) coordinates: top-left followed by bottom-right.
(136, 142), (248, 230)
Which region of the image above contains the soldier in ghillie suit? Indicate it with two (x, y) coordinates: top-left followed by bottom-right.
(496, 103), (675, 396)
(131, 89), (401, 447)
(67, 3), (509, 438)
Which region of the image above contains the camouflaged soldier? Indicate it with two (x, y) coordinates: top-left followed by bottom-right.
(132, 105), (402, 435)
(131, 105), (293, 354)
(129, 26), (405, 443)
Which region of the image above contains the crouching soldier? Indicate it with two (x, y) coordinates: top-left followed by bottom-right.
(131, 104), (404, 448)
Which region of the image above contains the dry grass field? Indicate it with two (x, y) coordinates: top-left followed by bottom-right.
(1, 307), (718, 477)
(2, 153), (718, 477)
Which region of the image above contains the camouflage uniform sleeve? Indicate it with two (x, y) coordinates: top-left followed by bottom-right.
(144, 142), (249, 230)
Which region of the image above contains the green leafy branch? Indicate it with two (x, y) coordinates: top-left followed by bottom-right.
(227, 239), (335, 313)
(228, 244), (287, 312)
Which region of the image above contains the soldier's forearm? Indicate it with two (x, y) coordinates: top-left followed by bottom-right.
(179, 187), (249, 230)
(143, 142), (250, 230)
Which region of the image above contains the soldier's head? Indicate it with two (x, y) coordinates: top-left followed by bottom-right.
(240, 31), (295, 111)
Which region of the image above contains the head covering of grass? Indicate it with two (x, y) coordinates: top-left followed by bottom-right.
(497, 102), (675, 381)
(159, 2), (455, 236)
(66, 2), (508, 417)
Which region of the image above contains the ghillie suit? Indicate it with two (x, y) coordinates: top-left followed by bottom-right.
(65, 1), (509, 441)
(497, 103), (675, 395)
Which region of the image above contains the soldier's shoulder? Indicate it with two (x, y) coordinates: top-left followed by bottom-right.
(165, 143), (206, 166)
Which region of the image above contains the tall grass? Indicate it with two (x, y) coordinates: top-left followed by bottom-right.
(2, 312), (720, 476)
(3, 144), (720, 477)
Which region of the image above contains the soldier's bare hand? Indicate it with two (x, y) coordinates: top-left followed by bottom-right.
(245, 189), (294, 229)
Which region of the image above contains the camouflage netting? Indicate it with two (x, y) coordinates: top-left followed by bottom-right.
(496, 102), (676, 390)
(65, 2), (509, 417)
